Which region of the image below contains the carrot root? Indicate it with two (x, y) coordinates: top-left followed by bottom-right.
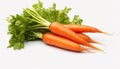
(99, 31), (112, 36)
(81, 47), (93, 53)
(90, 40), (104, 45)
(87, 44), (104, 52)
(64, 24), (110, 36)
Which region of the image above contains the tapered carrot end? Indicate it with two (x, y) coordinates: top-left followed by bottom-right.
(88, 44), (104, 53)
(93, 47), (105, 53)
(81, 47), (94, 53)
(91, 40), (105, 45)
(99, 31), (112, 36)
(97, 48), (105, 53)
(88, 38), (105, 46)
(85, 49), (93, 53)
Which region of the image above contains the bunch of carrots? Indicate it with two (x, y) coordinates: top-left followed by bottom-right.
(35, 22), (109, 53)
(7, 1), (110, 52)
(24, 8), (109, 53)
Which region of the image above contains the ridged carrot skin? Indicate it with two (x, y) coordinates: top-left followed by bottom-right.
(42, 33), (89, 52)
(63, 24), (107, 34)
(49, 22), (103, 52)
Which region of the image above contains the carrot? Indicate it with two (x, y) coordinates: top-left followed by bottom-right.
(42, 33), (90, 52)
(64, 24), (110, 35)
(49, 22), (103, 52)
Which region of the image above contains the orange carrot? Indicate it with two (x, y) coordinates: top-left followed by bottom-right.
(49, 22), (103, 52)
(64, 24), (109, 35)
(42, 33), (90, 52)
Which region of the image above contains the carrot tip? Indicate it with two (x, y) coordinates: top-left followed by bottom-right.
(92, 41), (105, 45)
(95, 47), (104, 52)
(98, 49), (105, 53)
(100, 31), (112, 36)
(85, 49), (93, 53)
(93, 47), (104, 53)
(83, 48), (96, 53)
(89, 44), (104, 53)
(81, 47), (93, 53)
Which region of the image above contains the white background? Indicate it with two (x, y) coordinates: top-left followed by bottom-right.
(0, 0), (120, 69)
